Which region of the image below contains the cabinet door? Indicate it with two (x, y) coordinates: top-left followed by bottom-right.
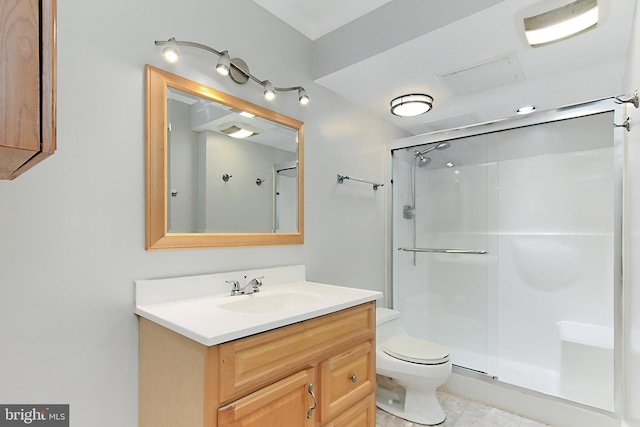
(218, 368), (316, 427)
(0, 0), (41, 177)
(320, 341), (374, 423)
(0, 0), (56, 180)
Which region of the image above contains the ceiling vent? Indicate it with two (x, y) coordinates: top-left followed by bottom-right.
(437, 53), (524, 96)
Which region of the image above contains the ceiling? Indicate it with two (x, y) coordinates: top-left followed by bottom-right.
(252, 0), (637, 136)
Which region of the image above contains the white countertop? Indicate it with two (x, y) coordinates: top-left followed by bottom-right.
(135, 268), (382, 346)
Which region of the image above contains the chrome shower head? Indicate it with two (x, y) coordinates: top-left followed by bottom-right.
(413, 142), (449, 167)
(417, 154), (431, 167)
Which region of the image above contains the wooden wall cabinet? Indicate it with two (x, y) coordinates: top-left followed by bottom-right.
(139, 302), (376, 427)
(0, 0), (56, 180)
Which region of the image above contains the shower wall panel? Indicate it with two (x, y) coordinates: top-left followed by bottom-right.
(493, 113), (614, 409)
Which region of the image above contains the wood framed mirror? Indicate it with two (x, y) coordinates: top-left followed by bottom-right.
(145, 65), (304, 249)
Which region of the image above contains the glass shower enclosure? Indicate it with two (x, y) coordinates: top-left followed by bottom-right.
(389, 99), (625, 413)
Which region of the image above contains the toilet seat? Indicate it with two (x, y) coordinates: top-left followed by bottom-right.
(382, 335), (449, 365)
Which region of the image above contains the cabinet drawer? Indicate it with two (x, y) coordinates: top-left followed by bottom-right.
(321, 394), (375, 427)
(218, 302), (375, 403)
(320, 341), (374, 423)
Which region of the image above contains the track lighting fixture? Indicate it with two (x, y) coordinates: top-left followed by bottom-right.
(215, 51), (230, 76)
(161, 37), (179, 63)
(298, 88), (309, 105)
(263, 80), (276, 101)
(155, 37), (309, 105)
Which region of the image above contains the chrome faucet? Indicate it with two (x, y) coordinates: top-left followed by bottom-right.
(226, 276), (264, 296)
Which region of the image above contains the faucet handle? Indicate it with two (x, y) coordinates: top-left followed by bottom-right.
(244, 275), (264, 294)
(226, 280), (241, 295)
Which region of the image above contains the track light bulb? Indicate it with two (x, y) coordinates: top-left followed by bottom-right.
(298, 88), (309, 105)
(162, 38), (179, 63)
(263, 81), (276, 101)
(216, 51), (230, 76)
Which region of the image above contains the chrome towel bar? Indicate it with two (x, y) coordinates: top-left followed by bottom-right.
(337, 174), (384, 190)
(398, 247), (488, 255)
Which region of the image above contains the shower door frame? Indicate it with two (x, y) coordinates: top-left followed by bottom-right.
(386, 97), (626, 417)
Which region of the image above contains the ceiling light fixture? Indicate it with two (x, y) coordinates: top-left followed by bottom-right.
(220, 125), (258, 139)
(390, 93), (434, 117)
(155, 38), (309, 105)
(516, 105), (538, 114)
(524, 0), (598, 47)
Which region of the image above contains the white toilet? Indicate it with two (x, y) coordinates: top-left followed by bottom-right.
(376, 307), (451, 425)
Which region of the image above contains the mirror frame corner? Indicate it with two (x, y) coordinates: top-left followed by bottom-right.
(145, 64), (304, 250)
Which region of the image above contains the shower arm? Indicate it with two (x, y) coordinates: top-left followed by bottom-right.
(415, 142), (451, 157)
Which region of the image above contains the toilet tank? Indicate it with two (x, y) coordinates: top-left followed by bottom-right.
(376, 307), (406, 344)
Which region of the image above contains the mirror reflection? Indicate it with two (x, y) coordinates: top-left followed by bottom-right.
(167, 87), (299, 233)
(145, 65), (304, 249)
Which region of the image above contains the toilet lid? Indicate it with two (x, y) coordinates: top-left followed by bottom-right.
(382, 335), (449, 365)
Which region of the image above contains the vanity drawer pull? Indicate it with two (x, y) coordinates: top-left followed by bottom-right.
(307, 382), (317, 419)
(351, 374), (358, 383)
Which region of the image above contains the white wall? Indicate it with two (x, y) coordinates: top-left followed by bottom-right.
(622, 1), (640, 425)
(168, 100), (199, 232)
(201, 131), (295, 232)
(0, 1), (405, 426)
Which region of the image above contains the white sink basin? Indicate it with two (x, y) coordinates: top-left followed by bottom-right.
(135, 277), (382, 346)
(218, 290), (324, 313)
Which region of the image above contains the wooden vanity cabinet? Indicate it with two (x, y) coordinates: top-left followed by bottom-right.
(0, 0), (56, 180)
(139, 301), (376, 427)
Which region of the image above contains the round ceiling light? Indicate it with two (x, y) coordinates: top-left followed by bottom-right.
(390, 93), (434, 117)
(516, 105), (538, 114)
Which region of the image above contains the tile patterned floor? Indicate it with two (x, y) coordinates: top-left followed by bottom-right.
(376, 389), (552, 427)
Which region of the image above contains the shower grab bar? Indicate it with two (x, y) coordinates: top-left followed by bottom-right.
(398, 247), (488, 255)
(337, 174), (384, 190)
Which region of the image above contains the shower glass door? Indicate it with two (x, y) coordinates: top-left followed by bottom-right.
(390, 107), (620, 412)
(392, 134), (492, 375)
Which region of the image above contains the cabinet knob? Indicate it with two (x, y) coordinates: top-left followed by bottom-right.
(351, 374), (358, 383)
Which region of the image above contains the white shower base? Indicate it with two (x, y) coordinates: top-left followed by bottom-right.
(442, 372), (620, 427)
(452, 346), (613, 412)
